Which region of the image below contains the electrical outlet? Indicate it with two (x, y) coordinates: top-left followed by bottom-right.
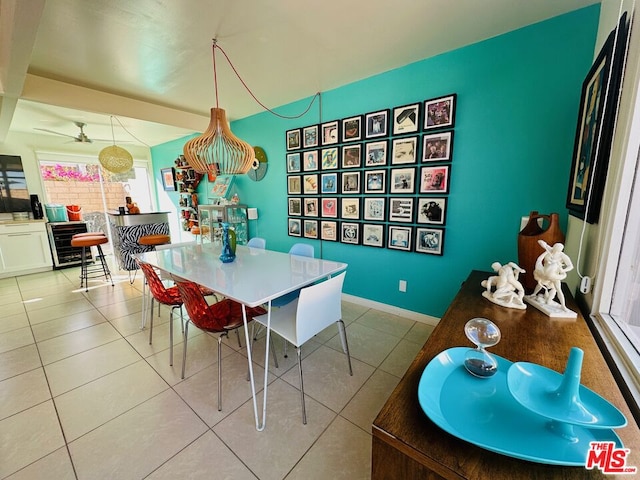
(399, 280), (407, 292)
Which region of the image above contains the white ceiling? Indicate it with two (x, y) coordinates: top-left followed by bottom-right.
(0, 0), (599, 148)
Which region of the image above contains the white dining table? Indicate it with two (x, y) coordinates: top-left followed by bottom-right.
(135, 242), (347, 430)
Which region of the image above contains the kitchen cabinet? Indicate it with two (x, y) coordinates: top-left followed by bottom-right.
(0, 221), (52, 277)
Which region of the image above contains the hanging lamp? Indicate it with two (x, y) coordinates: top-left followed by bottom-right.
(98, 116), (134, 174)
(183, 39), (254, 177)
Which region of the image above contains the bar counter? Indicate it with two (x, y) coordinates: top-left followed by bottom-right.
(108, 212), (169, 271)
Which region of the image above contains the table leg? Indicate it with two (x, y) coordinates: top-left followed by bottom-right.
(242, 301), (272, 431)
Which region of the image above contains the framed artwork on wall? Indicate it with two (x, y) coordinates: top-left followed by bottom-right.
(287, 153), (301, 173)
(286, 129), (301, 151)
(304, 220), (318, 239)
(392, 136), (418, 164)
(416, 197), (447, 225)
(419, 165), (450, 194)
(392, 103), (420, 135)
(321, 221), (338, 241)
(342, 144), (362, 168)
(341, 198), (360, 220)
(303, 125), (319, 148)
(321, 173), (338, 194)
(365, 140), (388, 167)
(389, 197), (413, 223)
(416, 227), (445, 255)
(302, 150), (319, 171)
(424, 94), (456, 130)
(342, 115), (363, 142)
(321, 147), (339, 170)
(161, 167), (176, 191)
(388, 225), (412, 251)
(362, 224), (385, 248)
(566, 15), (627, 224)
(364, 170), (386, 194)
(389, 167), (415, 194)
(288, 197), (302, 216)
(363, 197), (386, 221)
(288, 218), (302, 236)
(321, 120), (339, 145)
(304, 198), (318, 217)
(341, 171), (360, 194)
(287, 175), (301, 194)
(341, 222), (360, 244)
(303, 174), (318, 194)
(321, 197), (338, 218)
(422, 131), (453, 162)
(365, 109), (389, 138)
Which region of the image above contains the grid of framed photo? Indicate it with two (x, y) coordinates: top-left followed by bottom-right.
(286, 93), (455, 253)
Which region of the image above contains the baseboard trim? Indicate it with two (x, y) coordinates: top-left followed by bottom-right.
(342, 293), (440, 326)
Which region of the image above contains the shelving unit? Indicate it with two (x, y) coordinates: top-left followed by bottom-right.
(175, 160), (203, 232)
(198, 204), (248, 245)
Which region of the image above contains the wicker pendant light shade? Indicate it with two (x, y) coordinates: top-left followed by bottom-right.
(183, 107), (254, 175)
(98, 116), (134, 174)
(98, 145), (133, 173)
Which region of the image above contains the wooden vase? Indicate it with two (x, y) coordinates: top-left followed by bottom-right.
(517, 211), (565, 293)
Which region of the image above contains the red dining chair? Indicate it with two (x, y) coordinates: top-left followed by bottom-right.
(136, 259), (214, 365)
(173, 278), (267, 411)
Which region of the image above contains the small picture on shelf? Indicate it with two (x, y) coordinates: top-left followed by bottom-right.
(210, 175), (234, 198)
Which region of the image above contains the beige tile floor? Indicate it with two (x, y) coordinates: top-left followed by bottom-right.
(0, 262), (434, 480)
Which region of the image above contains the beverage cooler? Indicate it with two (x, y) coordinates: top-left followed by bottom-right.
(46, 221), (91, 268)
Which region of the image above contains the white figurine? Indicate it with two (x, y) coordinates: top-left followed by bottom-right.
(481, 261), (527, 309)
(525, 240), (577, 318)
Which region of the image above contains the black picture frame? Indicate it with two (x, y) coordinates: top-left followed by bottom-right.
(304, 219), (318, 239)
(388, 225), (412, 251)
(341, 171), (360, 194)
(321, 173), (338, 194)
(415, 227), (445, 255)
(422, 131), (454, 162)
(288, 197), (302, 216)
(341, 197), (360, 220)
(391, 136), (418, 165)
(304, 198), (319, 217)
(566, 14), (627, 224)
(321, 147), (339, 170)
(388, 197), (414, 223)
(286, 129), (301, 151)
(287, 153), (301, 173)
(416, 197), (447, 225)
(419, 165), (450, 194)
(302, 150), (319, 171)
(342, 115), (363, 142)
(321, 197), (338, 218)
(288, 218), (302, 236)
(303, 125), (319, 149)
(365, 109), (390, 138)
(161, 167), (176, 191)
(363, 197), (386, 221)
(287, 175), (302, 195)
(340, 222), (360, 244)
(321, 120), (340, 145)
(342, 144), (362, 168)
(320, 220), (338, 241)
(392, 103), (420, 135)
(423, 94), (456, 131)
(364, 170), (386, 194)
(362, 224), (385, 248)
(389, 167), (415, 194)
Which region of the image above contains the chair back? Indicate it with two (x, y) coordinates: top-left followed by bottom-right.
(173, 279), (215, 328)
(137, 260), (182, 305)
(295, 272), (346, 345)
(289, 243), (314, 258)
(247, 237), (266, 249)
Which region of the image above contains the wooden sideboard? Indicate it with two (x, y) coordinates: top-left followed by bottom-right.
(372, 270), (640, 479)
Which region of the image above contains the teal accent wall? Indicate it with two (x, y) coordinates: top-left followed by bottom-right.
(152, 6), (599, 317)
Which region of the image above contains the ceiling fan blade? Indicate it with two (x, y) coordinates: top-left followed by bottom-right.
(34, 128), (78, 139)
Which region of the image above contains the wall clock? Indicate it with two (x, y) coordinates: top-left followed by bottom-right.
(248, 146), (268, 181)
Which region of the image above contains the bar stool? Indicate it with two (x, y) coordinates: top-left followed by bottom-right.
(138, 234), (171, 247)
(70, 234), (114, 292)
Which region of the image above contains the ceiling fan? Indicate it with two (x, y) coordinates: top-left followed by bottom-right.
(34, 121), (107, 143)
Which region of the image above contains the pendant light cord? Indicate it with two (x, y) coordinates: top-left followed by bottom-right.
(212, 39), (319, 120)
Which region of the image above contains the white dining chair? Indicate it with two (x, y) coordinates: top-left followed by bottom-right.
(247, 237), (266, 249)
(253, 271), (351, 424)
